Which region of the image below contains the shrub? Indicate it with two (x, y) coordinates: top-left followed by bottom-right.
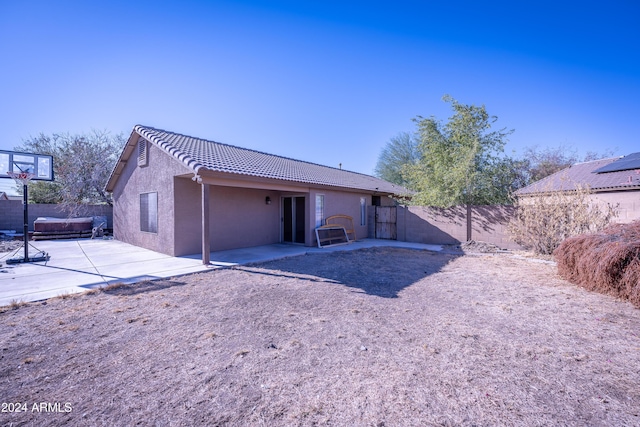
(509, 183), (618, 255)
(554, 221), (640, 308)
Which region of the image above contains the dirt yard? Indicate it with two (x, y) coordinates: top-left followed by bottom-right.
(1, 247), (639, 426)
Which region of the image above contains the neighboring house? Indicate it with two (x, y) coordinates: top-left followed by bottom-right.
(105, 125), (407, 262)
(515, 153), (640, 223)
(0, 179), (19, 200)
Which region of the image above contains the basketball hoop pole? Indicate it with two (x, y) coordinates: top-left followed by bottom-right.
(5, 170), (49, 264)
(2, 150), (53, 264)
(22, 182), (29, 262)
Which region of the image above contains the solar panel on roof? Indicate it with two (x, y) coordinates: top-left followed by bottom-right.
(593, 152), (640, 173)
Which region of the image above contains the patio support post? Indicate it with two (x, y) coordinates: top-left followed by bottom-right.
(201, 183), (211, 265)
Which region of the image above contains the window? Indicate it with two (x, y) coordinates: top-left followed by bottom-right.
(360, 197), (366, 226)
(138, 138), (148, 167)
(315, 194), (324, 228)
(140, 192), (158, 233)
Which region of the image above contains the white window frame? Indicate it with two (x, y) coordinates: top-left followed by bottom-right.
(140, 192), (158, 233)
(315, 194), (325, 228)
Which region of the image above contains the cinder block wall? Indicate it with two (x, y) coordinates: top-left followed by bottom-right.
(592, 191), (640, 224)
(0, 201), (113, 231)
(396, 205), (523, 250)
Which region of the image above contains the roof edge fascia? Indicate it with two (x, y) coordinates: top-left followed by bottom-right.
(105, 129), (138, 192)
(134, 125), (204, 176)
(516, 185), (640, 197)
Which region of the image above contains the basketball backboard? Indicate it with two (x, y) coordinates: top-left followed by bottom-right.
(0, 150), (54, 181)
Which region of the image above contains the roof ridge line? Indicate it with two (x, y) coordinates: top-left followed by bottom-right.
(135, 124), (375, 178)
(572, 156), (621, 166)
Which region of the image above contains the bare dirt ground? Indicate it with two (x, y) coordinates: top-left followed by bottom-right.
(1, 247), (639, 426)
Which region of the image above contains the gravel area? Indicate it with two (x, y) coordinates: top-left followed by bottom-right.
(1, 247), (639, 426)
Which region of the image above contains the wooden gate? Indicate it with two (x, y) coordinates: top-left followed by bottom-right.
(375, 206), (397, 240)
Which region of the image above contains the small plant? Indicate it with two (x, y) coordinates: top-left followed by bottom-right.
(9, 299), (27, 310)
(103, 282), (128, 292)
(509, 180), (618, 255)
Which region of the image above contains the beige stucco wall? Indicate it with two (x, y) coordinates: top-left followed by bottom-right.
(173, 177), (202, 256)
(209, 186), (282, 253)
(309, 189), (374, 245)
(172, 181), (283, 255)
(591, 191), (640, 223)
(111, 142), (192, 256)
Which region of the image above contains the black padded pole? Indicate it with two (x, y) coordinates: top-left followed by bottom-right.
(22, 184), (29, 262)
(23, 183), (29, 261)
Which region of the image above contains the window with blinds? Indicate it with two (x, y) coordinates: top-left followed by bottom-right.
(140, 192), (158, 233)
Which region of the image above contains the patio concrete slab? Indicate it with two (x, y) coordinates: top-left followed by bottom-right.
(0, 238), (442, 307)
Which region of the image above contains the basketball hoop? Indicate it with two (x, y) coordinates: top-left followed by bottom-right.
(7, 171), (35, 186)
(4, 169), (49, 264)
(1, 150), (53, 264)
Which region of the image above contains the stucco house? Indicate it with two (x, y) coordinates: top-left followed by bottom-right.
(105, 125), (406, 263)
(515, 153), (640, 223)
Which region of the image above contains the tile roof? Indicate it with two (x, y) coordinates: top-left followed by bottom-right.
(132, 125), (407, 195)
(516, 156), (640, 195)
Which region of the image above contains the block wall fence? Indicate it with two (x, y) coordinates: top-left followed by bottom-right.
(394, 205), (522, 250)
(0, 201), (113, 232)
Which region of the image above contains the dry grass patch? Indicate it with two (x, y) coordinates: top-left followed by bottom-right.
(1, 247), (639, 426)
(555, 221), (640, 307)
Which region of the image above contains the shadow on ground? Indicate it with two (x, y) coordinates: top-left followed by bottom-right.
(240, 247), (460, 298)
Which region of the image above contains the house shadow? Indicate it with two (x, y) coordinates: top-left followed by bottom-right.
(237, 246), (461, 298)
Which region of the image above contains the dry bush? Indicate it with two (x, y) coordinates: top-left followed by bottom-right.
(555, 221), (640, 307)
(509, 181), (618, 255)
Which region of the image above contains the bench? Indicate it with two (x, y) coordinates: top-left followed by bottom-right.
(324, 214), (356, 241)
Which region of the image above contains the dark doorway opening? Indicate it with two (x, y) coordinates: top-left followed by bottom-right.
(282, 196), (305, 244)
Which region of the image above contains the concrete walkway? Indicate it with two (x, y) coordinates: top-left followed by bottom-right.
(0, 238), (441, 307)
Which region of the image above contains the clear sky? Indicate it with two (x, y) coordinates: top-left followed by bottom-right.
(1, 0), (638, 181)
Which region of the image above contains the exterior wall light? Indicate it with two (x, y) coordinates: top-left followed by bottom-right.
(265, 196), (271, 205)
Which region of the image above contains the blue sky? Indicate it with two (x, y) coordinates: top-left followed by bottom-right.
(1, 0), (638, 185)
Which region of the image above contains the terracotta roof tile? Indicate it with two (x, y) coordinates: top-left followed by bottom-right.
(134, 125), (407, 195)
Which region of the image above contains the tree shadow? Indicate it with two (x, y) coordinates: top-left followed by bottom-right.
(470, 205), (516, 234)
(239, 247), (461, 298)
(400, 205), (519, 248)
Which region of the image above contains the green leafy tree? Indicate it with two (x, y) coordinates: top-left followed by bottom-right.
(404, 95), (514, 207)
(374, 131), (420, 187)
(14, 130), (124, 212)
